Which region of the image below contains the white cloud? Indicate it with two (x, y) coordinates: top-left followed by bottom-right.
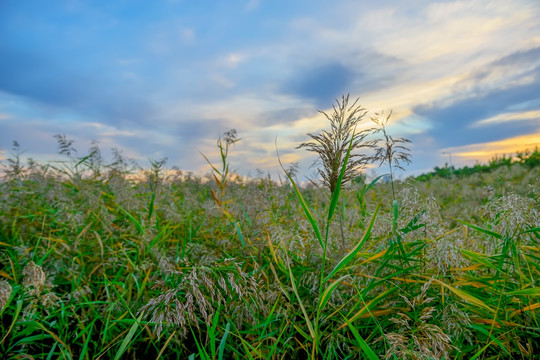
(473, 110), (540, 127)
(245, 0), (261, 12)
(178, 26), (195, 42)
(358, 0), (540, 66)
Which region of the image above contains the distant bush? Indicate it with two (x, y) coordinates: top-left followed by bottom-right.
(415, 147), (540, 181)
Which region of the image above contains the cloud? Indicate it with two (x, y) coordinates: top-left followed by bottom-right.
(285, 63), (355, 105)
(0, 50), (93, 107)
(443, 132), (540, 164)
(358, 0), (540, 66)
(258, 107), (317, 126)
(1, 0), (540, 179)
(473, 109), (540, 127)
(410, 46), (540, 147)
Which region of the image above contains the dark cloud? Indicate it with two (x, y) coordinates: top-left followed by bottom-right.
(258, 106), (316, 126)
(0, 50), (93, 106)
(173, 119), (231, 142)
(491, 46), (540, 68)
(414, 57), (540, 147)
(0, 48), (157, 128)
(285, 63), (355, 106)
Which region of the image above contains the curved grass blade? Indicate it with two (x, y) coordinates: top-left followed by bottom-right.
(461, 250), (499, 271)
(285, 255), (315, 340)
(324, 203), (380, 282)
(116, 204), (144, 235)
(430, 278), (494, 312)
(505, 287), (540, 296)
(319, 275), (349, 312)
(455, 219), (503, 239)
(218, 322), (231, 360)
(339, 286), (399, 329)
(276, 143), (323, 248)
(343, 317), (378, 360)
(469, 325), (511, 357)
(114, 312), (144, 360)
(360, 174), (385, 197)
(521, 226), (540, 234)
(1, 299), (22, 345)
(327, 132), (356, 224)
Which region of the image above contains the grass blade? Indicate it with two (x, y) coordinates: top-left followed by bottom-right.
(469, 325), (511, 356)
(1, 299), (23, 345)
(505, 287), (540, 296)
(430, 278), (494, 312)
(327, 132), (355, 224)
(339, 286), (400, 329)
(318, 275), (349, 312)
(461, 249), (499, 271)
(324, 203), (380, 282)
(113, 312), (144, 360)
(455, 219), (503, 239)
(276, 145), (323, 248)
(343, 317), (378, 360)
(218, 322), (231, 360)
(285, 255), (315, 340)
(116, 204), (144, 235)
(360, 175), (385, 197)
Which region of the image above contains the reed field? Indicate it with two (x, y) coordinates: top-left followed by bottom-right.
(1, 99), (539, 359)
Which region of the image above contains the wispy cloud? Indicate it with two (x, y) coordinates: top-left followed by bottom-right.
(444, 132), (540, 163)
(473, 110), (540, 127)
(0, 0), (539, 178)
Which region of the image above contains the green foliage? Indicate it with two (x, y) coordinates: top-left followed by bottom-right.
(0, 134), (538, 359)
(416, 147), (540, 181)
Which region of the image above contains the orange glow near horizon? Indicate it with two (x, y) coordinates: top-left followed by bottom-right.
(450, 132), (540, 163)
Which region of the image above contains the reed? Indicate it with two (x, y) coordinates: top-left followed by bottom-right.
(0, 107), (538, 359)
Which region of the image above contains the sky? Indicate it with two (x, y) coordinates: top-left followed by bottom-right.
(1, 0), (540, 180)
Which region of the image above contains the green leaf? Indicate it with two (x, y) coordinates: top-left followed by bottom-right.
(342, 287), (399, 327)
(233, 221), (246, 246)
(285, 256), (315, 340)
(1, 299), (22, 344)
(277, 147), (323, 248)
(469, 325), (510, 356)
(455, 219), (503, 239)
(116, 204), (144, 235)
(505, 287), (540, 296)
(522, 226), (540, 234)
(461, 250), (499, 271)
(78, 319), (98, 360)
(318, 275), (349, 312)
(430, 278), (494, 312)
(360, 175), (385, 197)
(324, 203), (380, 282)
(392, 199), (399, 233)
(210, 309), (220, 358)
(343, 317), (378, 360)
(114, 312), (144, 360)
(218, 322), (231, 360)
(327, 133), (355, 224)
(399, 209), (425, 234)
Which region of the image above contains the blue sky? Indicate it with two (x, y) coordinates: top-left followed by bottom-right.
(1, 0), (539, 179)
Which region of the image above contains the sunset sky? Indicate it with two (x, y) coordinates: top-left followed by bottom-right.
(1, 0), (539, 179)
